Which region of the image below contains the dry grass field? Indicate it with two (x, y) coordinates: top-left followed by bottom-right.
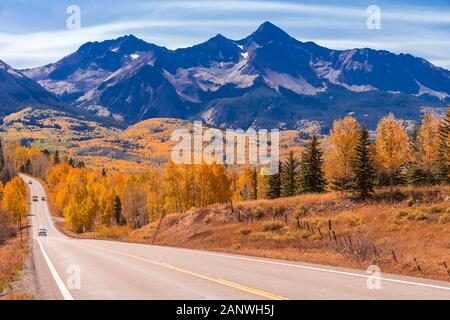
(123, 185), (450, 281)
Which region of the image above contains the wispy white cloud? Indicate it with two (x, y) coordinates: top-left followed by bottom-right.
(135, 1), (450, 24)
(0, 0), (448, 69)
(0, 19), (259, 68)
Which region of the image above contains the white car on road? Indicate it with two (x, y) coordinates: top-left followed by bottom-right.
(37, 228), (48, 237)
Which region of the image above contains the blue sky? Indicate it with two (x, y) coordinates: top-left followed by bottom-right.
(0, 0), (449, 69)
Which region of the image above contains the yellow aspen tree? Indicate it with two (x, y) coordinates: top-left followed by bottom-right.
(210, 164), (232, 203)
(375, 113), (410, 192)
(178, 164), (196, 211)
(62, 168), (89, 232)
(162, 161), (182, 212)
(195, 163), (211, 207)
(324, 116), (360, 191)
(233, 169), (252, 201)
(83, 192), (98, 232)
(96, 181), (115, 225)
(142, 169), (164, 222)
(2, 177), (28, 243)
(146, 186), (164, 222)
(122, 177), (146, 228)
(65, 196), (83, 232)
(417, 113), (441, 181)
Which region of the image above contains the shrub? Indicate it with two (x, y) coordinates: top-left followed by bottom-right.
(308, 233), (322, 241)
(391, 210), (409, 223)
(230, 243), (241, 250)
(438, 213), (450, 224)
(96, 225), (131, 239)
(347, 216), (365, 227)
(165, 213), (181, 226)
(309, 217), (334, 228)
(204, 217), (213, 224)
(249, 232), (267, 241)
(239, 228), (252, 236)
(428, 206), (445, 214)
(272, 205), (286, 217)
(298, 229), (310, 239)
(407, 211), (428, 221)
(406, 196), (414, 207)
(251, 207), (265, 220)
(0, 209), (16, 244)
(262, 221), (284, 232)
(294, 205), (308, 219)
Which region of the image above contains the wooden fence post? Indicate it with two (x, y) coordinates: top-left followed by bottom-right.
(391, 250), (398, 263)
(152, 210), (166, 245)
(413, 257), (422, 272)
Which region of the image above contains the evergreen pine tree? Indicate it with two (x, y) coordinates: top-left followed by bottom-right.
(404, 125), (426, 185)
(281, 151), (300, 197)
(114, 196), (122, 225)
(299, 136), (326, 193)
(250, 168), (258, 200)
(77, 161), (85, 168)
(351, 125), (376, 198)
(267, 162), (282, 199)
(53, 150), (60, 164)
(24, 159), (32, 174)
(436, 105), (449, 184)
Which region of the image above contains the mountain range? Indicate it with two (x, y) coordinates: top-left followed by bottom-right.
(2, 21), (449, 131)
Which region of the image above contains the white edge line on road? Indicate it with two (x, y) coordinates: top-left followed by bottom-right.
(182, 249), (450, 292)
(36, 239), (74, 300)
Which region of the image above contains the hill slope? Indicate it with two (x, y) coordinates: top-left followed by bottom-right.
(0, 60), (62, 117)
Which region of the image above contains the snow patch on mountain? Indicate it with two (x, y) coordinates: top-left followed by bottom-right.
(38, 68), (111, 95)
(0, 60), (24, 78)
(263, 69), (326, 95)
(314, 61), (376, 92)
(415, 80), (449, 100)
(241, 52), (249, 59)
(130, 53), (140, 60)
(165, 59), (258, 99)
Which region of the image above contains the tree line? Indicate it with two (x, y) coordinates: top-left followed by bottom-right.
(243, 107), (449, 200)
(46, 162), (232, 232)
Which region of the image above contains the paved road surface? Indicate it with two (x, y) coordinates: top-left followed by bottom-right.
(21, 174), (450, 300)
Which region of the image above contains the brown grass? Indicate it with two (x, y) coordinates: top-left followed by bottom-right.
(0, 232), (29, 298)
(125, 185), (450, 281)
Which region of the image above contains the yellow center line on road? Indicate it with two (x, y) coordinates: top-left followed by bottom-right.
(79, 242), (289, 300)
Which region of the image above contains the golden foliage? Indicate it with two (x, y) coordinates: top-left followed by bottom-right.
(375, 113), (410, 181)
(2, 177), (28, 225)
(46, 161), (232, 232)
(416, 113), (441, 175)
(324, 116), (359, 189)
